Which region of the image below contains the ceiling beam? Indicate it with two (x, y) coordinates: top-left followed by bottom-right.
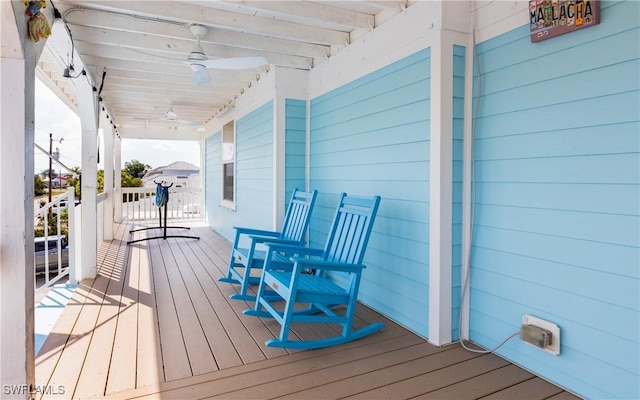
(59, 7), (330, 60)
(73, 39), (313, 70)
(95, 67), (257, 87)
(71, 1), (350, 46)
(360, 1), (407, 11)
(118, 126), (203, 141)
(208, 1), (375, 30)
(81, 55), (261, 80)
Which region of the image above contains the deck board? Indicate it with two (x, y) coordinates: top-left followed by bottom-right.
(44, 222), (129, 398)
(221, 339), (450, 399)
(73, 223), (129, 398)
(145, 231), (192, 381)
(416, 364), (534, 399)
(133, 231), (164, 389)
(105, 227), (143, 395)
(479, 376), (565, 399)
(179, 237), (263, 366)
(36, 222), (580, 399)
(278, 345), (482, 399)
(156, 235), (217, 376)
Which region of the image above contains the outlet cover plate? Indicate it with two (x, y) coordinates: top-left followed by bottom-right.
(522, 314), (560, 355)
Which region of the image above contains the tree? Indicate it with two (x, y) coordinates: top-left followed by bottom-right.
(123, 160), (150, 179)
(121, 170), (142, 188)
(66, 166), (81, 197)
(97, 169), (104, 193)
(34, 175), (46, 196)
(120, 161), (147, 202)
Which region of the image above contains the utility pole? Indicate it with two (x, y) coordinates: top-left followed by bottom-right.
(48, 133), (64, 218)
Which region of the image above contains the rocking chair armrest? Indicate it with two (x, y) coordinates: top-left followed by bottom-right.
(233, 226), (281, 238)
(248, 236), (304, 246)
(289, 257), (366, 273)
(263, 243), (324, 257)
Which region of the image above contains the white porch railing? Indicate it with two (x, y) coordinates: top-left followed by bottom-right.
(34, 187), (76, 294)
(121, 186), (203, 222)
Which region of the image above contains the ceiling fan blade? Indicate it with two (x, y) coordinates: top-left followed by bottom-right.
(176, 119), (203, 126)
(191, 64), (211, 85)
(198, 56), (267, 70)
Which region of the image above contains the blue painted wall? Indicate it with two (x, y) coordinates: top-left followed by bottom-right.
(205, 101), (274, 241)
(285, 99), (307, 207)
(235, 101), (274, 232)
(470, 2), (639, 398)
(451, 45), (465, 342)
(309, 49), (431, 337)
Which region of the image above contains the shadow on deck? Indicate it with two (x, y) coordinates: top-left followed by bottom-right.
(35, 222), (579, 399)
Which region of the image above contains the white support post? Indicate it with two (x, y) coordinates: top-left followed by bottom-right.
(67, 187), (78, 284)
(272, 84), (286, 230)
(198, 139), (205, 218)
(101, 111), (114, 240)
(461, 27), (476, 341)
(78, 77), (99, 280)
(0, 2), (52, 396)
(305, 98), (311, 192)
(0, 50), (32, 400)
(114, 135), (122, 222)
(428, 29), (454, 347)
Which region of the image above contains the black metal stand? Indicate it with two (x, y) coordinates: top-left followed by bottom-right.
(127, 182), (200, 245)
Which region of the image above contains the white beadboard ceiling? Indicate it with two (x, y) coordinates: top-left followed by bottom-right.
(36, 1), (412, 140)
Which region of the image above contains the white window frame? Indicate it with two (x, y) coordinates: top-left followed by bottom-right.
(221, 120), (236, 210)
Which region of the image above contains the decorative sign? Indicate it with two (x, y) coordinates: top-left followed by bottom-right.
(530, 0), (600, 43)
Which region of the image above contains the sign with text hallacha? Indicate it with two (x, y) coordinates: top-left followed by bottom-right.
(530, 0), (600, 42)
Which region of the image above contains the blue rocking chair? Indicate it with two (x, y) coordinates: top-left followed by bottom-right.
(219, 189), (317, 301)
(244, 193), (383, 349)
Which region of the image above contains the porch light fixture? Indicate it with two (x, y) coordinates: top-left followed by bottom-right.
(63, 64), (85, 79)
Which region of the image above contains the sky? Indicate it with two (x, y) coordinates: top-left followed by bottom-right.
(34, 79), (201, 174)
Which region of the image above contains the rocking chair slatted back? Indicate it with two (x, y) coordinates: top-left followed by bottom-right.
(324, 199), (377, 265)
(281, 192), (316, 242)
(219, 188), (318, 301)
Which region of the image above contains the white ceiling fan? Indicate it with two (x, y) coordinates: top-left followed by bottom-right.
(137, 103), (202, 126)
(162, 103), (202, 126)
(185, 24), (268, 85)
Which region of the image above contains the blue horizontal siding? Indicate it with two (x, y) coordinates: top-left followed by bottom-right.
(310, 48), (431, 337)
(475, 180), (639, 215)
(469, 1), (640, 399)
(473, 225), (638, 279)
(476, 90), (639, 138)
(235, 101), (274, 230)
(474, 153), (639, 184)
(285, 99), (307, 205)
(475, 204), (638, 247)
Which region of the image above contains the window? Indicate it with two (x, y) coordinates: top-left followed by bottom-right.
(222, 121), (235, 206)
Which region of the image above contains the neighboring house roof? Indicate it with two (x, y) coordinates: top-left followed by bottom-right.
(142, 161), (200, 188)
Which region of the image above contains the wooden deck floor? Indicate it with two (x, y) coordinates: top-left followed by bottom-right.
(35, 222), (579, 399)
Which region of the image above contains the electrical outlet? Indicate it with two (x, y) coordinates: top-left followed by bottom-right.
(521, 314), (560, 355)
